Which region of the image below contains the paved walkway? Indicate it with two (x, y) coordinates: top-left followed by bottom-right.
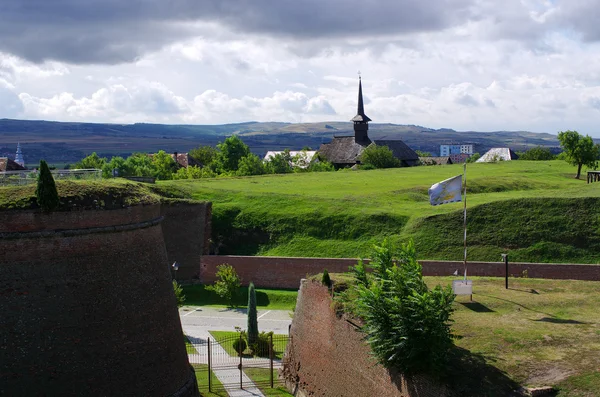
(180, 307), (292, 397)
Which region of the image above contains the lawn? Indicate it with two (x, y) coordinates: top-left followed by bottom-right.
(243, 368), (293, 397)
(421, 276), (600, 395)
(161, 160), (600, 263)
(208, 330), (289, 360)
(181, 284), (297, 310)
(193, 364), (227, 397)
(184, 335), (197, 354)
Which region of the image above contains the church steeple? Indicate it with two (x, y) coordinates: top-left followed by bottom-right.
(15, 143), (24, 167)
(351, 76), (371, 143)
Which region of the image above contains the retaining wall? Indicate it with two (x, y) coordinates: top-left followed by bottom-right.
(200, 255), (600, 289)
(281, 280), (447, 397)
(0, 205), (199, 396)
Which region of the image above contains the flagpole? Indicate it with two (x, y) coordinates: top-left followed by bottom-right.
(463, 162), (467, 281)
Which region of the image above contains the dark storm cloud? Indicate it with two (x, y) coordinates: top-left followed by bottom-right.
(0, 0), (475, 64)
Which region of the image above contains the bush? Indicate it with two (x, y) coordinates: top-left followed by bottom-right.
(205, 264), (241, 307)
(233, 338), (247, 355)
(36, 160), (59, 212)
(360, 145), (401, 169)
(322, 269), (332, 288)
(250, 331), (273, 357)
(173, 280), (186, 307)
(353, 239), (455, 376)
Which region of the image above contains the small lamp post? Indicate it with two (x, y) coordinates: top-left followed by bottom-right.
(172, 261), (180, 280)
(501, 254), (509, 289)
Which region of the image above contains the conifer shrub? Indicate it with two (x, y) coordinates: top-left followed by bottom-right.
(35, 160), (59, 212)
(233, 338), (247, 355)
(353, 239), (455, 376)
(247, 282), (258, 345)
(172, 280), (186, 307)
(321, 269), (332, 288)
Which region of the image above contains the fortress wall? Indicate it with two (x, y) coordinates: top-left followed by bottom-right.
(0, 205), (198, 397)
(282, 280), (446, 397)
(161, 201), (212, 281)
(201, 255), (600, 289)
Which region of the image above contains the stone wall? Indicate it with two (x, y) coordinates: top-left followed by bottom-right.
(0, 205), (199, 396)
(161, 201), (212, 281)
(281, 280), (447, 397)
(200, 255), (600, 289)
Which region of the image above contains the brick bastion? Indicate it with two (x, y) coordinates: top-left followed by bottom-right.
(0, 204), (199, 396)
(281, 279), (447, 397)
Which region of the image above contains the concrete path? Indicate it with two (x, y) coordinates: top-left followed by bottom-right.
(179, 307), (292, 397)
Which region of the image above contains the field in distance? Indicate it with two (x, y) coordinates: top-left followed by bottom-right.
(162, 160), (600, 263)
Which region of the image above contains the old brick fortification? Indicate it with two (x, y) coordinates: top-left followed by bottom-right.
(282, 280), (447, 397)
(161, 200), (212, 281)
(0, 204), (199, 396)
(201, 255), (600, 289)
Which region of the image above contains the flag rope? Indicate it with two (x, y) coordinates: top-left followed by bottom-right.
(463, 162), (467, 281)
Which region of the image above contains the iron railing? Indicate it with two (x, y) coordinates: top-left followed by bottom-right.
(0, 169), (102, 186)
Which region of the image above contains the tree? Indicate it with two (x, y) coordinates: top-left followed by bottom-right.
(466, 153), (481, 163)
(173, 280), (186, 307)
(517, 146), (555, 161)
(101, 156), (127, 178)
(215, 136), (251, 173)
(206, 264), (241, 307)
(189, 145), (218, 168)
(152, 150), (177, 180)
(247, 282), (258, 345)
(124, 153), (156, 177)
(172, 165), (216, 179)
(266, 151), (293, 174)
(557, 130), (600, 179)
(237, 154), (267, 176)
(353, 239), (455, 375)
(360, 145), (401, 169)
(74, 152), (106, 169)
(36, 160), (60, 212)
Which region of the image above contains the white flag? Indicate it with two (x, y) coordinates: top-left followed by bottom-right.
(428, 175), (462, 206)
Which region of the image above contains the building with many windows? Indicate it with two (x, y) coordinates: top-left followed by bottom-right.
(440, 144), (474, 162)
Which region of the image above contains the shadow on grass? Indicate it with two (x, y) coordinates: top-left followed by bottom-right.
(534, 317), (587, 325)
(444, 347), (523, 397)
(507, 287), (540, 295)
(460, 302), (495, 313)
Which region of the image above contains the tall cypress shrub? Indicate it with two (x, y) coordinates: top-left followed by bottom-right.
(36, 160), (59, 212)
(247, 282), (258, 345)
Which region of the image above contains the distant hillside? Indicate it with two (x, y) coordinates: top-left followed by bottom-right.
(0, 118), (562, 166)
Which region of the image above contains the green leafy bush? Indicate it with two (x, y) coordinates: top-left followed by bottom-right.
(206, 264), (241, 307)
(173, 280), (186, 307)
(250, 331), (273, 357)
(35, 160), (59, 212)
(233, 338), (247, 355)
(360, 145), (400, 169)
(353, 239), (455, 376)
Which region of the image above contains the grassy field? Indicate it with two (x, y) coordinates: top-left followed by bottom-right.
(426, 276), (600, 395)
(193, 364), (227, 397)
(161, 160), (600, 263)
(181, 285), (297, 310)
(243, 368), (293, 397)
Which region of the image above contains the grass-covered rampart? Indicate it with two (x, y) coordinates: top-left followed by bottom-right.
(162, 160), (600, 263)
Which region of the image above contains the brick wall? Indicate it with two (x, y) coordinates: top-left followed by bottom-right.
(0, 205), (199, 397)
(201, 255), (600, 289)
(161, 201), (212, 281)
(281, 280), (447, 397)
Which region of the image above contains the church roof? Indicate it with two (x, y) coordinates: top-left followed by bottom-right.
(0, 157), (27, 172)
(351, 78), (371, 123)
(373, 140), (419, 161)
(319, 136), (371, 165)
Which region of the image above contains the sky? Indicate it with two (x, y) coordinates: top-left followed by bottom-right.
(2, 0), (600, 136)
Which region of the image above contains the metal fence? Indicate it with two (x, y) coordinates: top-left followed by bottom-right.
(187, 332), (290, 393)
(0, 169), (102, 186)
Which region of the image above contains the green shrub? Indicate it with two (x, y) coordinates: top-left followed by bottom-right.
(250, 331), (273, 357)
(173, 280), (186, 307)
(233, 338), (247, 355)
(354, 239), (455, 376)
(247, 282), (258, 345)
(321, 269), (332, 288)
(35, 160), (59, 212)
(206, 264), (241, 307)
(360, 145), (401, 169)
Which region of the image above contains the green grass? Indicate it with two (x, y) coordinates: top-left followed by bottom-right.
(243, 368), (293, 397)
(425, 276), (600, 395)
(193, 364), (227, 397)
(184, 335), (197, 354)
(161, 160), (600, 263)
(181, 284), (297, 310)
(209, 331), (289, 360)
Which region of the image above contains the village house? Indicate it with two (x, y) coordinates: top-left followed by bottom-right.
(319, 78), (419, 168)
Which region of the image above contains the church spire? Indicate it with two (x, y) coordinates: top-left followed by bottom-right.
(15, 143), (24, 167)
(351, 76), (371, 144)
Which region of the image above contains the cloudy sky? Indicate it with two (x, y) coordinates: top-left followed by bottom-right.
(2, 0), (600, 135)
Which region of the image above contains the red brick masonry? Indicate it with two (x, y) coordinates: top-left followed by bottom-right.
(201, 255), (600, 289)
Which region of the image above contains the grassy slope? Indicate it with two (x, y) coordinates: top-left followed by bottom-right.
(162, 161), (600, 263)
